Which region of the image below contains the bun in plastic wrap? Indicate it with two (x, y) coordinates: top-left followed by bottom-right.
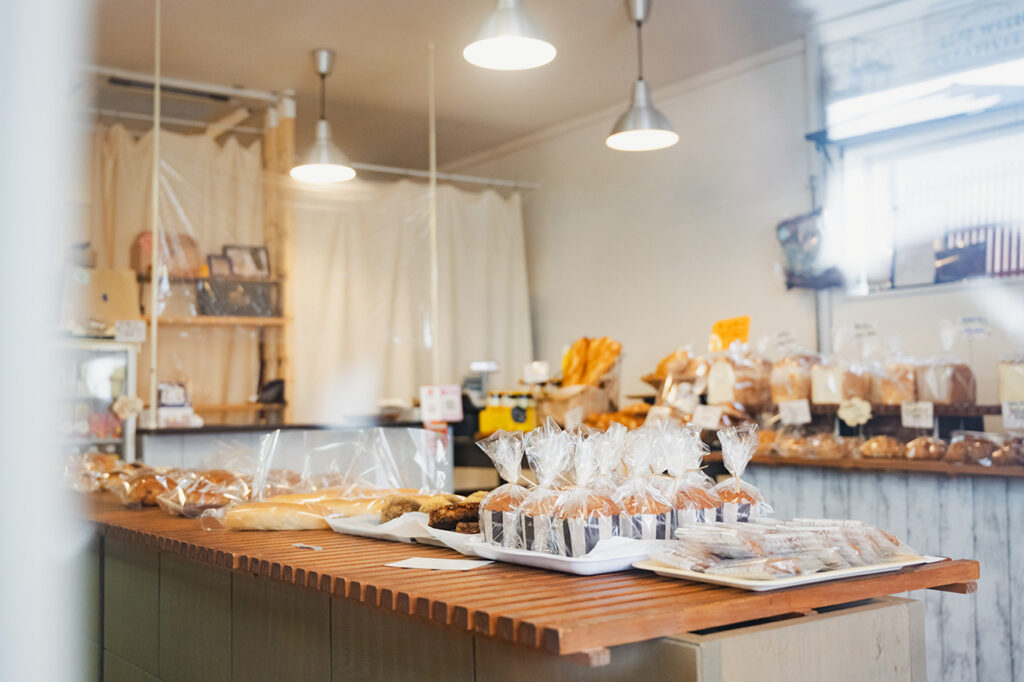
(476, 431), (530, 548)
(714, 425), (771, 522)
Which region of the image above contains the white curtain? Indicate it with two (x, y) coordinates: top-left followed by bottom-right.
(86, 124), (264, 414)
(291, 180), (532, 423)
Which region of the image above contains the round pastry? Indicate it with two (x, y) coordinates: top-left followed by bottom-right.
(755, 430), (777, 457)
(83, 452), (121, 473)
(125, 470), (179, 506)
(776, 436), (810, 458)
(992, 438), (1024, 466)
(905, 436), (947, 461)
(840, 436), (864, 458)
(945, 434), (996, 464)
(809, 433), (844, 460)
(858, 436), (905, 459)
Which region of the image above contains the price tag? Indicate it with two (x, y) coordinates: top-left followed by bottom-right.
(1003, 401), (1024, 430)
(115, 320), (146, 343)
(901, 401), (934, 429)
(421, 385), (463, 423)
(852, 321), (878, 341)
(523, 361), (550, 384)
(709, 316), (750, 352)
(957, 316), (991, 338)
(692, 405), (723, 431)
(779, 399), (811, 425)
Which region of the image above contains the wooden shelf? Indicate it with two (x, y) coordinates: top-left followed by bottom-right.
(809, 403), (1001, 417)
(704, 451), (1024, 478)
(138, 275), (283, 284)
(192, 402), (285, 413)
(155, 316), (284, 327)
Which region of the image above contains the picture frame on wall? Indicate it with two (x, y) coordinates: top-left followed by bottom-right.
(223, 245), (269, 279)
(206, 255), (232, 278)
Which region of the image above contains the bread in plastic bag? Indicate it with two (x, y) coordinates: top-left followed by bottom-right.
(707, 342), (771, 409)
(477, 430), (530, 548)
(992, 437), (1024, 466)
(614, 426), (673, 539)
(998, 348), (1024, 403)
(905, 436), (947, 461)
(206, 502), (330, 531)
(945, 431), (998, 465)
(715, 425), (771, 522)
(551, 427), (620, 557)
(519, 419), (571, 553)
(858, 435), (905, 459)
(770, 352), (819, 404)
(661, 423), (719, 526)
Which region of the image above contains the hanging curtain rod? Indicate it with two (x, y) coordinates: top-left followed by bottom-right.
(83, 64), (281, 104)
(351, 162), (539, 190)
(87, 107), (264, 134)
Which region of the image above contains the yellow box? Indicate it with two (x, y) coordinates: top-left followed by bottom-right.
(479, 405), (536, 434)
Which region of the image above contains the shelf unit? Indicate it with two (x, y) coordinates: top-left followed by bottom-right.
(156, 316), (284, 327)
(704, 451), (1024, 478)
(192, 402), (286, 413)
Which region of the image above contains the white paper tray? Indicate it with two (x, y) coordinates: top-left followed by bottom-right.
(468, 537), (654, 576)
(326, 512), (477, 550)
(632, 554), (943, 591)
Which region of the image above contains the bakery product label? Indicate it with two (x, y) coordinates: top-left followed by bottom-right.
(901, 401), (934, 429)
(1004, 401), (1024, 430)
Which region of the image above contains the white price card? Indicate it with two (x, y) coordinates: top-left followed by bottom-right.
(420, 385), (463, 423)
(779, 399), (811, 425)
(901, 401), (934, 429)
(1003, 402), (1024, 430)
(523, 361), (550, 384)
(692, 405), (723, 431)
(115, 320), (146, 343)
(851, 321), (878, 341)
(957, 316), (991, 338)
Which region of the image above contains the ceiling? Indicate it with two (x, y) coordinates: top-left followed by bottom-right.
(89, 0), (890, 169)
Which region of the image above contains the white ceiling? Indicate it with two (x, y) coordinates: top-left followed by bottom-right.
(90, 0), (890, 169)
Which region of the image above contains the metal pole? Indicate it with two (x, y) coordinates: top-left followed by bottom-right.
(428, 43), (440, 385)
(147, 0), (161, 427)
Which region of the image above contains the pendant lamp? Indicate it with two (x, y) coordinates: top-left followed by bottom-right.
(290, 48), (356, 183)
(463, 0), (556, 71)
(606, 0), (679, 151)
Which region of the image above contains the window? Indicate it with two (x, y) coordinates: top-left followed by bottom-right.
(815, 0), (1024, 292)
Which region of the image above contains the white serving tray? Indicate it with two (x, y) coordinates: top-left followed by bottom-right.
(326, 512), (438, 545)
(468, 537), (654, 576)
(632, 554), (943, 591)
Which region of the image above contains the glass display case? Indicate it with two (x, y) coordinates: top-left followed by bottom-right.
(58, 339), (138, 461)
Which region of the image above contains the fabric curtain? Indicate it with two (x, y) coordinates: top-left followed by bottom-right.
(291, 180), (532, 423)
(86, 124), (264, 416)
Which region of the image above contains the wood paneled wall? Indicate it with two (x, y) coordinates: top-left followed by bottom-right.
(745, 466), (1021, 682)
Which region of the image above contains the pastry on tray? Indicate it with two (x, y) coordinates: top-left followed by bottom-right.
(428, 501), (480, 530)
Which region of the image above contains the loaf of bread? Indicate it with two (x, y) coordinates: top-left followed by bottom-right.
(871, 363), (916, 405)
(770, 355), (818, 404)
(999, 358), (1024, 402)
(916, 363), (975, 404)
(810, 364), (871, 404)
(707, 356), (771, 408)
(223, 502), (329, 530)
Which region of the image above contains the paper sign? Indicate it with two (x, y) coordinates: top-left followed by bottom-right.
(386, 557), (494, 571)
(564, 406), (584, 429)
(693, 405), (723, 431)
(115, 320), (146, 343)
(1003, 401), (1024, 430)
(957, 316), (991, 338)
(851, 322), (878, 341)
(709, 316), (750, 352)
(420, 384), (463, 423)
(523, 361), (550, 384)
(901, 401), (934, 429)
(779, 399), (812, 425)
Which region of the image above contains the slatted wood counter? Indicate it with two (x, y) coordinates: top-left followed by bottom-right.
(83, 494), (978, 660)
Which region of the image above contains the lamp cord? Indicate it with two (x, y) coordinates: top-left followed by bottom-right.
(319, 73), (326, 120)
(636, 20), (643, 80)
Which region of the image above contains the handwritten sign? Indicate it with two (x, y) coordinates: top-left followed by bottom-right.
(709, 316), (750, 353)
(901, 401), (934, 429)
(779, 399), (812, 425)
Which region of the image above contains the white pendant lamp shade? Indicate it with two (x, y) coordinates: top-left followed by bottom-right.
(463, 0), (556, 71)
(606, 79), (679, 151)
(606, 0), (678, 152)
(290, 119), (356, 183)
(290, 48), (356, 183)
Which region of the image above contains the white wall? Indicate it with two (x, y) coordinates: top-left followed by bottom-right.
(452, 44), (818, 396)
(453, 41), (1024, 404)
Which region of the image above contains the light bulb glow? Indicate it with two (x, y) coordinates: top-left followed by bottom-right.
(605, 129), (679, 151)
(289, 163), (356, 183)
(463, 36), (556, 70)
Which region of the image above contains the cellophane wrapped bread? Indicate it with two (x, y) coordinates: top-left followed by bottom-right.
(999, 349), (1024, 402)
(810, 361), (871, 404)
(157, 469), (252, 518)
(663, 423), (720, 526)
(870, 361), (918, 405)
(905, 436), (947, 461)
(770, 353), (819, 404)
(651, 519), (913, 579)
(916, 361), (976, 404)
(715, 425), (771, 522)
(992, 437), (1024, 466)
(613, 428), (673, 540)
(707, 342), (771, 410)
(118, 468), (183, 509)
(551, 428), (619, 557)
(858, 435), (905, 459)
(519, 420), (570, 553)
(476, 430), (530, 547)
(944, 431), (998, 465)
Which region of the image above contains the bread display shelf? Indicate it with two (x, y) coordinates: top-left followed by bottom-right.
(192, 402), (286, 413)
(138, 275), (283, 284)
(84, 494), (978, 656)
(705, 452), (1024, 478)
(155, 315), (285, 327)
(809, 403), (1001, 417)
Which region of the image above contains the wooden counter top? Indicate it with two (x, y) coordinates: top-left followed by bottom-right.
(83, 494), (979, 658)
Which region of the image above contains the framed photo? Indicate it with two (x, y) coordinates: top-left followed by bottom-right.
(206, 254), (232, 278)
(223, 245), (269, 279)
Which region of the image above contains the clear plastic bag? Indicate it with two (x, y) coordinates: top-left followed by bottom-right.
(944, 430), (999, 465)
(992, 437), (1024, 466)
(117, 468), (184, 509)
(519, 419), (571, 553)
(551, 427), (619, 557)
(905, 436), (947, 461)
(916, 320), (977, 404)
(613, 426), (674, 540)
(999, 349), (1024, 403)
(858, 435), (906, 459)
(665, 423), (720, 526)
(715, 425), (772, 522)
(770, 351), (820, 404)
(706, 342), (771, 409)
(477, 430), (530, 548)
